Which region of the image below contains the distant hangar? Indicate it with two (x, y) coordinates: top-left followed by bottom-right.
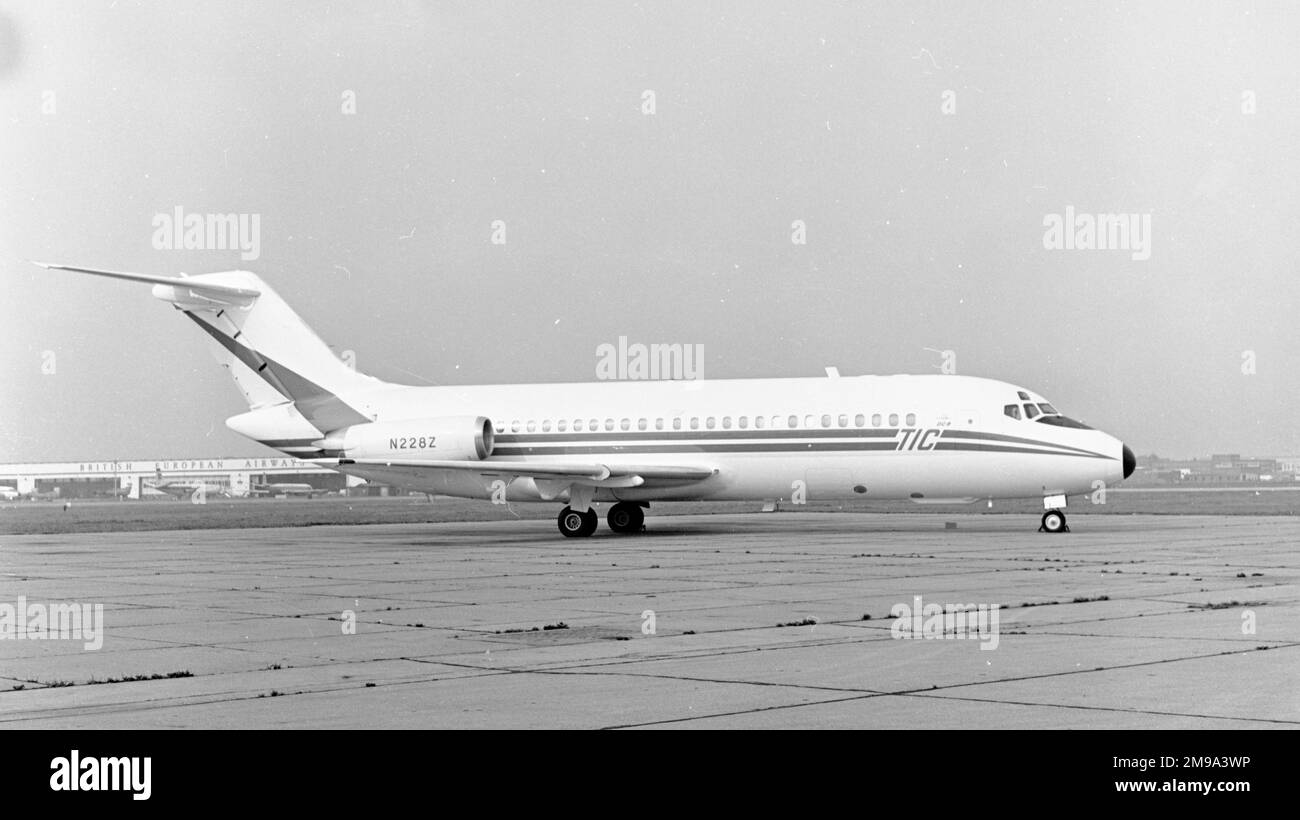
(0, 457), (362, 499)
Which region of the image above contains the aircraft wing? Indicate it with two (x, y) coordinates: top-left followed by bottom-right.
(336, 458), (717, 488)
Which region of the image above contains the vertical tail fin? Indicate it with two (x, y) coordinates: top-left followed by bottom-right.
(38, 264), (386, 432)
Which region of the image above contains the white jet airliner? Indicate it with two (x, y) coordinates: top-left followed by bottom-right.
(40, 264), (1135, 537)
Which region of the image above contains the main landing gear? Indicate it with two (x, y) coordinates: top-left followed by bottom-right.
(557, 506), (598, 538)
(606, 502), (645, 534)
(556, 502), (647, 537)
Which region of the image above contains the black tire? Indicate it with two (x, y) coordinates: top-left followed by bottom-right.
(1041, 510), (1066, 533)
(607, 502), (645, 534)
(558, 506), (596, 538)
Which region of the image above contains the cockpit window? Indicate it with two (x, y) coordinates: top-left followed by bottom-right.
(1038, 403), (1058, 415)
(1003, 404), (1021, 420)
(1036, 415), (1094, 430)
(1023, 403), (1040, 419)
(1017, 391), (1031, 400)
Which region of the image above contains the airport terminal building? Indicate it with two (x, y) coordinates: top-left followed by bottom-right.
(0, 457), (359, 499)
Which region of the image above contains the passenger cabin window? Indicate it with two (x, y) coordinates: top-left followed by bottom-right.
(690, 417), (700, 430)
(755, 416), (765, 428)
(855, 414), (865, 427)
(888, 413), (899, 426)
(604, 418), (615, 431)
(1023, 404), (1040, 419)
(872, 414), (882, 427)
(788, 415), (799, 428)
(905, 413), (916, 426)
(542, 420), (551, 432)
(738, 416), (748, 429)
(654, 418), (663, 430)
(557, 420), (567, 432)
(722, 416), (732, 429)
(637, 418), (648, 431)
(1004, 404), (1021, 420)
(672, 418), (682, 430)
(511, 420), (521, 433)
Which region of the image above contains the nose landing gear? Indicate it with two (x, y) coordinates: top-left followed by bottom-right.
(1039, 510), (1069, 533)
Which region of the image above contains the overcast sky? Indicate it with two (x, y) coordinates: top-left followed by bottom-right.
(2, 0), (1297, 462)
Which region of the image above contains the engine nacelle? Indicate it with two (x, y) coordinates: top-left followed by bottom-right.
(318, 416), (494, 461)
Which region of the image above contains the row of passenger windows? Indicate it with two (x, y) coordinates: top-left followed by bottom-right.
(495, 413), (920, 434)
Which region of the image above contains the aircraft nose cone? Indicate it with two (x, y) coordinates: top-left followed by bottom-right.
(1122, 444), (1136, 479)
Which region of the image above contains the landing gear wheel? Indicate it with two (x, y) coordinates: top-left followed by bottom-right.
(1039, 510), (1069, 533)
(558, 506), (598, 538)
(607, 502), (645, 534)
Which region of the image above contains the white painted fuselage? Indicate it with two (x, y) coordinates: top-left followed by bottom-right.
(241, 373), (1129, 506)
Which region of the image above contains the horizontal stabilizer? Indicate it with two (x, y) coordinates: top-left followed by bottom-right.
(35, 262), (261, 307)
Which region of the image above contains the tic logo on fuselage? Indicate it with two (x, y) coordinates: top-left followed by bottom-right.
(895, 428), (943, 451)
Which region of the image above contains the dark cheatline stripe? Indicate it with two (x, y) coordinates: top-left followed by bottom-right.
(933, 442), (1112, 459)
(494, 428), (901, 443)
(947, 430), (1107, 458)
(495, 442), (895, 456)
(491, 441), (1110, 458)
(493, 427), (1108, 458)
(491, 441), (1109, 457)
(261, 434), (1108, 460)
(255, 439), (343, 459)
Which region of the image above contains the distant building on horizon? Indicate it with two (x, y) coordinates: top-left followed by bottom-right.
(1132, 453), (1291, 484)
(0, 457), (365, 500)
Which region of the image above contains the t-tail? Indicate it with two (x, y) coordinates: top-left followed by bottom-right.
(36, 264), (385, 453)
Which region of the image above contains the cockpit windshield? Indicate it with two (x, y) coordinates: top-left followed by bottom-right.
(1002, 394), (1093, 429)
(1036, 415), (1094, 429)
